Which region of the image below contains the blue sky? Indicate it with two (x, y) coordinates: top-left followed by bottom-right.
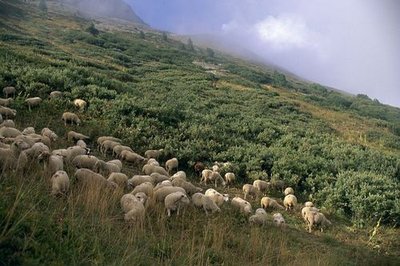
(127, 0), (400, 107)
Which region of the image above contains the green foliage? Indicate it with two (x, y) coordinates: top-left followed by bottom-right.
(187, 38), (194, 51)
(139, 30), (145, 39)
(272, 70), (288, 87)
(86, 22), (99, 36)
(206, 47), (214, 58)
(162, 32), (168, 41)
(38, 0), (47, 13)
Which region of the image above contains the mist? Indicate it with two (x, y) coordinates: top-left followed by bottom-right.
(127, 0), (400, 107)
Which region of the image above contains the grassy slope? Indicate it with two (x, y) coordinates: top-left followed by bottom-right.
(0, 1), (399, 265)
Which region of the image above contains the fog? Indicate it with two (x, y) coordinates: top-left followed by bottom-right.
(127, 0), (400, 107)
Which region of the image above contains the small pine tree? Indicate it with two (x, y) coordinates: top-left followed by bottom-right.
(187, 38), (194, 51)
(86, 23), (99, 36)
(38, 0), (47, 13)
(139, 30), (145, 39)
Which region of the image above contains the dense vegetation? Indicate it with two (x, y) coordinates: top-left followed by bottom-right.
(0, 0), (399, 264)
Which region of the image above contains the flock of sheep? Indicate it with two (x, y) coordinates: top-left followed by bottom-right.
(0, 86), (332, 233)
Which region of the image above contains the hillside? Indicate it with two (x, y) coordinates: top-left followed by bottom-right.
(0, 0), (399, 265)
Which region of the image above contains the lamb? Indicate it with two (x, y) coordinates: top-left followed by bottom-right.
(204, 188), (229, 207)
(127, 175), (155, 189)
(283, 194), (298, 211)
(76, 140), (87, 149)
(74, 168), (116, 189)
(112, 144), (133, 158)
(3, 86), (16, 98)
(200, 169), (212, 184)
(0, 119), (15, 128)
(73, 99), (87, 111)
(231, 197), (252, 215)
(41, 128), (58, 142)
(0, 106), (17, 119)
(249, 208), (269, 226)
(273, 213), (286, 227)
(191, 193), (221, 215)
(61, 112), (81, 126)
(165, 157), (178, 174)
(144, 149), (164, 159)
(120, 193), (145, 223)
(243, 184), (259, 200)
(100, 140), (121, 155)
(172, 177), (202, 195)
(164, 191), (190, 217)
(25, 97), (42, 110)
(107, 172), (128, 189)
(142, 164), (168, 176)
(224, 172), (235, 186)
(153, 186), (186, 203)
(253, 180), (270, 194)
(94, 159), (121, 176)
(50, 170), (69, 196)
(0, 127), (22, 138)
(284, 187), (295, 196)
(71, 155), (99, 170)
(22, 127), (35, 135)
(260, 197), (285, 210)
(67, 130), (90, 142)
(0, 98), (13, 107)
(49, 91), (63, 99)
(304, 211), (332, 233)
(131, 181), (154, 198)
(38, 151), (64, 176)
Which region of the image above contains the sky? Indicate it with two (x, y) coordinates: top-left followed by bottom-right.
(127, 0), (400, 107)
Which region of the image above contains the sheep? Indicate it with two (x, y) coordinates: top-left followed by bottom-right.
(304, 201), (314, 207)
(212, 164), (220, 172)
(191, 193), (221, 215)
(52, 148), (68, 157)
(0, 142), (9, 149)
(146, 158), (159, 166)
(108, 159), (123, 169)
(154, 180), (173, 192)
(224, 172), (235, 186)
(134, 192), (149, 207)
(165, 157), (178, 174)
(144, 149), (164, 159)
(94, 159), (121, 176)
(171, 170), (187, 181)
(71, 155), (99, 170)
(112, 144), (133, 158)
(284, 187), (295, 196)
(283, 194), (298, 211)
(119, 150), (146, 165)
(73, 99), (87, 111)
(0, 139), (31, 170)
(204, 188), (229, 207)
(100, 140), (121, 155)
(131, 181), (154, 198)
(153, 186), (186, 203)
(200, 169), (212, 184)
(231, 197), (252, 215)
(0, 113), (2, 124)
(107, 172), (128, 189)
(38, 151), (64, 176)
(301, 206), (320, 221)
(65, 145), (88, 162)
(61, 112), (81, 126)
(0, 127), (22, 138)
(243, 184), (259, 200)
(25, 97), (42, 110)
(50, 170), (69, 196)
(150, 172), (169, 184)
(0, 119), (15, 128)
(0, 106), (17, 119)
(97, 136), (122, 148)
(16, 142), (50, 172)
(260, 197), (285, 211)
(76, 140), (87, 149)
(67, 130), (90, 142)
(304, 211), (332, 233)
(172, 177), (202, 195)
(253, 180), (270, 194)
(193, 161), (205, 176)
(74, 168), (116, 189)
(249, 208), (269, 226)
(120, 194), (145, 223)
(273, 213), (286, 227)
(0, 98), (13, 107)
(41, 128), (58, 142)
(127, 175), (155, 189)
(22, 127), (35, 135)
(201, 170), (225, 187)
(3, 86), (16, 98)
(49, 91), (63, 99)
(164, 191), (190, 217)
(142, 164), (168, 176)
(25, 133), (51, 147)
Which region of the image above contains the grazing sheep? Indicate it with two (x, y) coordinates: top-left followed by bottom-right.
(112, 144), (133, 158)
(253, 180), (270, 194)
(0, 98), (13, 107)
(193, 161), (205, 176)
(304, 211), (332, 233)
(150, 172), (169, 184)
(0, 119), (15, 128)
(0, 106), (17, 119)
(108, 159), (122, 169)
(107, 172), (128, 189)
(153, 186), (186, 203)
(119, 150), (145, 165)
(76, 140), (87, 149)
(22, 127), (35, 135)
(0, 114), (2, 124)
(74, 168), (116, 189)
(38, 151), (64, 176)
(25, 97), (42, 110)
(41, 128), (58, 142)
(52, 148), (68, 157)
(224, 172), (235, 186)
(131, 181), (154, 198)
(200, 169), (212, 184)
(231, 197), (252, 215)
(0, 139), (31, 170)
(144, 149), (164, 159)
(0, 127), (22, 138)
(127, 175), (155, 189)
(165, 158), (178, 174)
(3, 86), (16, 98)
(146, 158), (160, 166)
(73, 99), (87, 111)
(120, 194), (145, 223)
(212, 164), (220, 172)
(301, 206), (320, 221)
(243, 184), (259, 200)
(65, 145), (88, 162)
(154, 180), (173, 191)
(283, 194), (298, 211)
(273, 213), (286, 227)
(51, 170), (69, 196)
(284, 187), (295, 196)
(67, 130), (89, 142)
(191, 193), (221, 215)
(142, 164), (168, 176)
(209, 171), (226, 187)
(304, 201), (314, 208)
(61, 112), (81, 126)
(49, 91), (63, 99)
(94, 159), (121, 176)
(16, 142), (50, 172)
(97, 136), (122, 148)
(71, 155), (99, 170)
(260, 197), (285, 211)
(204, 188), (229, 207)
(172, 178), (202, 195)
(100, 140), (120, 155)
(249, 208), (269, 226)
(171, 170), (187, 181)
(165, 191), (190, 217)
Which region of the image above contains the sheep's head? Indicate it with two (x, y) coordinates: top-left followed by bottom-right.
(135, 192), (148, 205)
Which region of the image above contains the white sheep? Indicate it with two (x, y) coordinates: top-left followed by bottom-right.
(131, 181), (154, 198)
(0, 106), (16, 119)
(120, 150), (146, 166)
(273, 213), (286, 227)
(249, 208), (269, 225)
(243, 184), (259, 200)
(3, 86), (16, 98)
(224, 172), (235, 186)
(65, 145), (88, 162)
(231, 197), (252, 215)
(25, 97), (42, 110)
(153, 180), (173, 191)
(38, 151), (64, 176)
(0, 98), (13, 107)
(108, 159), (123, 169)
(253, 180), (270, 194)
(200, 169), (212, 184)
(284, 187), (295, 196)
(283, 194), (298, 211)
(164, 191), (190, 216)
(61, 112), (81, 126)
(127, 175), (155, 189)
(212, 164), (220, 172)
(204, 188), (229, 207)
(16, 142), (50, 172)
(304, 211), (332, 233)
(74, 168), (116, 189)
(172, 177), (202, 195)
(100, 140), (121, 155)
(304, 201), (314, 207)
(97, 136), (122, 148)
(150, 172), (169, 184)
(260, 197), (285, 211)
(112, 144), (133, 158)
(50, 170), (69, 196)
(72, 155), (99, 170)
(0, 127), (22, 138)
(0, 119), (15, 128)
(41, 128), (58, 142)
(146, 158), (160, 166)
(22, 127), (35, 135)
(191, 193), (221, 215)
(0, 113), (2, 124)
(73, 99), (87, 111)
(120, 193), (145, 223)
(76, 140), (87, 149)
(107, 172), (128, 189)
(153, 186), (186, 203)
(165, 157), (178, 174)
(301, 206), (320, 221)
(49, 91), (63, 99)
(171, 170), (187, 181)
(94, 159), (121, 176)
(144, 149), (164, 159)
(67, 130), (89, 142)
(142, 164), (169, 176)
